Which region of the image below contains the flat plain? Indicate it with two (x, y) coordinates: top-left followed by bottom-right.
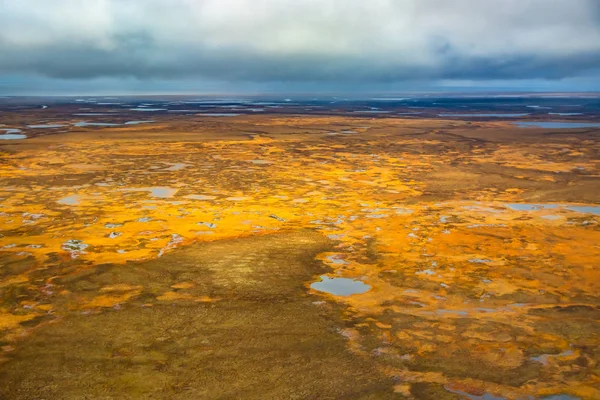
(0, 96), (599, 399)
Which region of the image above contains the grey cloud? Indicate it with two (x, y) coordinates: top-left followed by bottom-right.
(0, 0), (599, 85)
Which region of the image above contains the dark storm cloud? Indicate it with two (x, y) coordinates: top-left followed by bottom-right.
(0, 0), (599, 85)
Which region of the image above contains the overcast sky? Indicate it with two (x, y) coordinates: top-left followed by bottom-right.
(1, 0), (599, 95)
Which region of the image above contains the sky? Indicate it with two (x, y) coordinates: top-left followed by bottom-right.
(1, 0), (599, 95)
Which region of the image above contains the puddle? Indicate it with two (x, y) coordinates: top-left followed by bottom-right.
(366, 213), (388, 219)
(61, 239), (88, 258)
(507, 203), (600, 215)
(121, 187), (178, 198)
(325, 254), (348, 265)
(506, 203), (559, 211)
(565, 205), (600, 215)
(158, 233), (183, 257)
(250, 160), (273, 165)
(310, 275), (371, 296)
(0, 128), (26, 140)
(74, 121), (121, 127)
(548, 112), (583, 116)
(416, 269), (436, 276)
(531, 350), (574, 366)
(28, 124), (66, 128)
(436, 309), (469, 316)
(463, 205), (503, 213)
(164, 163), (189, 171)
(23, 213), (45, 221)
(199, 113), (241, 117)
(468, 258), (492, 263)
(72, 113), (114, 116)
(57, 194), (81, 205)
(514, 122), (600, 129)
(439, 113), (529, 117)
(185, 194), (217, 201)
(148, 187), (177, 198)
(130, 108), (167, 112)
(467, 223), (507, 228)
(125, 120), (155, 125)
(1, 128), (23, 134)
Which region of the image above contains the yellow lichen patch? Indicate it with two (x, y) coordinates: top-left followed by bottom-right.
(84, 290), (142, 308)
(505, 188), (523, 194)
(156, 292), (216, 303)
(99, 284), (143, 293)
(0, 313), (38, 331)
(171, 282), (194, 289)
(0, 115), (599, 398)
(194, 296), (218, 303)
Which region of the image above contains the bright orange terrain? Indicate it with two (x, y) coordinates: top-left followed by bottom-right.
(0, 114), (599, 399)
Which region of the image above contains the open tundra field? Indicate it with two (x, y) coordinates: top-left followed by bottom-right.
(0, 97), (599, 399)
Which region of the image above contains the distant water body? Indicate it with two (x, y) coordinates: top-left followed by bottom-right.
(514, 122), (600, 129)
(439, 113), (530, 117)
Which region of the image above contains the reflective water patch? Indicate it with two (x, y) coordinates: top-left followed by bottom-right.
(310, 275), (371, 296)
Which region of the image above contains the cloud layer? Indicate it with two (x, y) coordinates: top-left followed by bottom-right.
(1, 0), (599, 88)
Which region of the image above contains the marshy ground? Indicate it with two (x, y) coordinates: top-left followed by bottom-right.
(0, 99), (599, 399)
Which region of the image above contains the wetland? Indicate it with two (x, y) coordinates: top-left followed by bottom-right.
(0, 95), (599, 399)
